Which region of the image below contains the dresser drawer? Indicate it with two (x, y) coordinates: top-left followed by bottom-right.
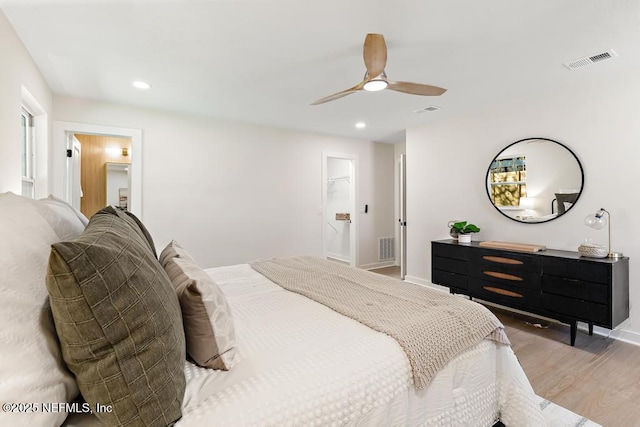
(432, 256), (467, 275)
(469, 277), (540, 309)
(468, 249), (541, 289)
(541, 275), (609, 304)
(541, 293), (609, 326)
(432, 269), (468, 290)
(472, 249), (542, 272)
(543, 258), (610, 284)
(432, 241), (469, 261)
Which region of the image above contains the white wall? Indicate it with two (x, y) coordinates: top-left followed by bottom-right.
(406, 69), (640, 343)
(52, 96), (395, 269)
(0, 10), (52, 196)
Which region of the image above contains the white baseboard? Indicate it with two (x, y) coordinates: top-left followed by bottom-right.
(589, 324), (640, 346)
(404, 276), (640, 348)
(404, 275), (449, 292)
(361, 260), (396, 270)
(326, 254), (349, 265)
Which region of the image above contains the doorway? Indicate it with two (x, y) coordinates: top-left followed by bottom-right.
(53, 121), (142, 217)
(72, 134), (132, 218)
(322, 152), (358, 267)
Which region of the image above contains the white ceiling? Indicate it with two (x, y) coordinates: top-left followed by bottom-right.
(2, 0), (639, 143)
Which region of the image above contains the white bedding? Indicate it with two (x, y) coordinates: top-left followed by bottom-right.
(66, 264), (546, 426)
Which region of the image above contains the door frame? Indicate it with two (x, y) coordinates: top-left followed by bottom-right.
(322, 152), (358, 267)
(52, 121), (142, 217)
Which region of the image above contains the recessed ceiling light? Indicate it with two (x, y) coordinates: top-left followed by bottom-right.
(132, 81), (152, 90)
(355, 122), (366, 129)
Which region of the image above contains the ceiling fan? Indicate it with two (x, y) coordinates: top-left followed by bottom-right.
(311, 33), (447, 105)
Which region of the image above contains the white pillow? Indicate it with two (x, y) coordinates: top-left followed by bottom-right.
(44, 194), (89, 226)
(37, 195), (88, 240)
(0, 192), (78, 426)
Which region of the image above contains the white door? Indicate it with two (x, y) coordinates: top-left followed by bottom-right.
(398, 154), (407, 279)
(66, 134), (82, 210)
(322, 153), (358, 267)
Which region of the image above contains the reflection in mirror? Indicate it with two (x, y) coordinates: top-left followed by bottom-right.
(106, 163), (130, 211)
(486, 137), (583, 223)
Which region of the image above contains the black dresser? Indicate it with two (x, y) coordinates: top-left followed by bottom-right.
(431, 239), (629, 345)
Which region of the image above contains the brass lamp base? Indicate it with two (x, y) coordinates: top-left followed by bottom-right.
(609, 251), (623, 259)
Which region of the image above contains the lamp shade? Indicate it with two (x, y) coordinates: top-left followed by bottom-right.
(583, 208), (621, 258)
(585, 210), (607, 230)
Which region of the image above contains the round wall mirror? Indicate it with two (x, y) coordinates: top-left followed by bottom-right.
(486, 137), (584, 223)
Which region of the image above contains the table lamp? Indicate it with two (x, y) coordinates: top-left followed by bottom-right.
(584, 208), (622, 258)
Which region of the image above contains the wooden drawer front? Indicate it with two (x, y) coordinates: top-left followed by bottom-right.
(432, 269), (468, 290)
(432, 256), (467, 275)
(469, 278), (540, 309)
(541, 275), (609, 304)
(432, 242), (469, 261)
(469, 267), (541, 289)
(541, 293), (609, 326)
(472, 249), (541, 271)
(543, 258), (610, 284)
(469, 250), (541, 290)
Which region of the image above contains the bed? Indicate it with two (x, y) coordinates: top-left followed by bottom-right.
(0, 192), (546, 426)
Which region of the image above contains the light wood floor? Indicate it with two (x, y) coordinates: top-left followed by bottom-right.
(371, 266), (640, 427)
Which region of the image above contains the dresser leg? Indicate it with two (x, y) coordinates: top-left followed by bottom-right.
(570, 322), (577, 346)
(588, 323), (594, 336)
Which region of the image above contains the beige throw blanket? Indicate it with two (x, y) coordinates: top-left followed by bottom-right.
(250, 256), (510, 390)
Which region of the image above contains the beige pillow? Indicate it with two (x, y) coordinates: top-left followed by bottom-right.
(47, 206), (186, 426)
(165, 257), (237, 370)
(159, 239), (197, 268)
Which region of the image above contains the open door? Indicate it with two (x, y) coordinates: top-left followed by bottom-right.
(398, 154), (407, 279)
(67, 135), (82, 211)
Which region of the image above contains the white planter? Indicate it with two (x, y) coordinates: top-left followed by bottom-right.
(458, 234), (472, 243)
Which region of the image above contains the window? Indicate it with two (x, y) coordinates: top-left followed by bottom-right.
(21, 107), (35, 198)
(489, 156), (527, 207)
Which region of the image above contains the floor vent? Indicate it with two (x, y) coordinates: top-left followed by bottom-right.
(378, 237), (395, 261)
(564, 49), (617, 70)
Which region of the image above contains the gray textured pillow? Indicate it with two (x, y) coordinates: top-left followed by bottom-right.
(123, 209), (158, 258)
(165, 257), (237, 370)
(46, 207), (186, 426)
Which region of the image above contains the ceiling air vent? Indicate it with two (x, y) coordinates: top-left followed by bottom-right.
(413, 105), (441, 113)
(564, 49), (617, 70)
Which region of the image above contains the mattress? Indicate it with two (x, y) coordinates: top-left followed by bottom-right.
(65, 263), (545, 426)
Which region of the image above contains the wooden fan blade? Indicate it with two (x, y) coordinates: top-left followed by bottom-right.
(310, 82), (364, 105)
(387, 81), (447, 96)
(363, 33), (387, 78)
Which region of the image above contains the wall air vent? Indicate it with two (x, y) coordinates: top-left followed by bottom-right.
(564, 49), (617, 70)
(413, 105), (441, 113)
(378, 237), (395, 261)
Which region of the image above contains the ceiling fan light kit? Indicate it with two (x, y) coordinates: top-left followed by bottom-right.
(311, 33), (446, 105)
(363, 79), (388, 92)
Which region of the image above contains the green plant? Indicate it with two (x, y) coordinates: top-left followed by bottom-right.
(449, 221), (480, 235)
